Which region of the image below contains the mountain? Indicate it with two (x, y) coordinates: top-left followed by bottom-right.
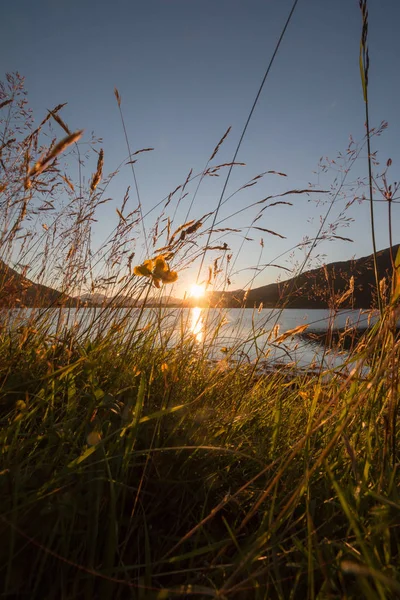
(0, 260), (70, 307)
(144, 295), (183, 307)
(0, 263), (183, 308)
(77, 293), (183, 307)
(1, 245), (398, 309)
(205, 245), (399, 310)
(78, 293), (109, 305)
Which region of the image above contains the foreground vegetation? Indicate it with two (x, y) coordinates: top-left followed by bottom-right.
(1, 2), (400, 594)
(1, 308), (399, 599)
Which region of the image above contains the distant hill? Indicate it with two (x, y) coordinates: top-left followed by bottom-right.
(78, 293), (183, 307)
(1, 245), (398, 309)
(0, 260), (70, 307)
(78, 293), (109, 305)
(78, 293), (138, 307)
(205, 244), (399, 309)
(0, 262), (183, 308)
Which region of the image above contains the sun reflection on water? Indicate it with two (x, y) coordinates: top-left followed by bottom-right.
(190, 307), (204, 343)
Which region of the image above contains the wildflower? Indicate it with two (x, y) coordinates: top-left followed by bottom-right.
(133, 259), (153, 277)
(133, 255), (178, 287)
(152, 256), (168, 277)
(157, 268), (178, 284)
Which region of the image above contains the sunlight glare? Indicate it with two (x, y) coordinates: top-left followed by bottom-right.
(190, 283), (205, 299)
(190, 307), (204, 343)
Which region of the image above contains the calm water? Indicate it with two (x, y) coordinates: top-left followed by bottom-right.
(4, 306), (381, 370)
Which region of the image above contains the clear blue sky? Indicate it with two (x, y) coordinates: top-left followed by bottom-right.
(1, 0), (399, 295)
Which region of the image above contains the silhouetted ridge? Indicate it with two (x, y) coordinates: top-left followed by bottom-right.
(206, 244), (399, 309)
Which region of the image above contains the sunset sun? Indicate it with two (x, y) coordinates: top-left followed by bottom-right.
(190, 283), (205, 299)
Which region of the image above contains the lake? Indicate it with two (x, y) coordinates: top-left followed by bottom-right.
(3, 306), (382, 371)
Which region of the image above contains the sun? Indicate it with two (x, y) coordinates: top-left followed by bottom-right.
(189, 283), (205, 299)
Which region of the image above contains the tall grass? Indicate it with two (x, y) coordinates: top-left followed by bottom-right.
(1, 5), (400, 594)
(1, 294), (399, 598)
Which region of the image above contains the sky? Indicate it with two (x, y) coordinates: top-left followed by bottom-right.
(1, 0), (400, 296)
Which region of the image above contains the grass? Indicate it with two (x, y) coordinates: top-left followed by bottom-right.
(1, 311), (399, 599)
(1, 4), (400, 593)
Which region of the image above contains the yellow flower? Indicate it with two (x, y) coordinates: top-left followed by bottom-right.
(133, 255), (178, 286)
(152, 255), (169, 279)
(133, 259), (153, 277)
(159, 269), (178, 283)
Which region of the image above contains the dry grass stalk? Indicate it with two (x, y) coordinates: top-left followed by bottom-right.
(26, 129), (83, 181)
(90, 148), (104, 192)
(114, 87), (121, 107)
(209, 126), (231, 161)
(48, 107), (71, 135)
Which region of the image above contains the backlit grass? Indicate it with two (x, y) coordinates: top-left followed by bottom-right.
(1, 16), (400, 594)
